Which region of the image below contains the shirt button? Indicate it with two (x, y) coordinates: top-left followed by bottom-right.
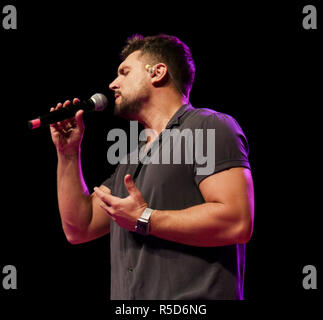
(127, 267), (133, 273)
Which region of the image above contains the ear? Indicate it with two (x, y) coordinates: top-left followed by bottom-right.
(150, 63), (168, 87)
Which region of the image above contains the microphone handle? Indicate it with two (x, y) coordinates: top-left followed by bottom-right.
(28, 99), (94, 129)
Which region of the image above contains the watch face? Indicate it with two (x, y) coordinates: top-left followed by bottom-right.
(136, 219), (148, 236)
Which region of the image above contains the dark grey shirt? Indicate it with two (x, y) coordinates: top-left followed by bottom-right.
(103, 104), (250, 300)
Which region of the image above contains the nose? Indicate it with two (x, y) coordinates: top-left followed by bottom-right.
(109, 77), (120, 91)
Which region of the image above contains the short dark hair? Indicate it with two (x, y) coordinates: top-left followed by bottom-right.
(121, 34), (195, 98)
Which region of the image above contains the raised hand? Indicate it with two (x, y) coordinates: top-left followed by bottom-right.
(50, 98), (85, 156)
(94, 174), (148, 232)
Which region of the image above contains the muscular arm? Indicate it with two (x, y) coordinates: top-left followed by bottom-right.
(57, 152), (110, 244)
(50, 99), (110, 245)
(95, 167), (254, 247)
(149, 167), (254, 247)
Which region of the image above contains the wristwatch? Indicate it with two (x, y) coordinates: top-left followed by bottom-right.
(135, 208), (154, 236)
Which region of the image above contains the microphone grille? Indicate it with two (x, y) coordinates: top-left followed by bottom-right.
(90, 93), (108, 111)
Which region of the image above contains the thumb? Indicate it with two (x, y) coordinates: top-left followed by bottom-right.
(75, 109), (85, 130)
(73, 98), (84, 130)
(124, 174), (140, 197)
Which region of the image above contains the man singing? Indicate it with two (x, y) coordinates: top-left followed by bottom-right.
(50, 34), (254, 300)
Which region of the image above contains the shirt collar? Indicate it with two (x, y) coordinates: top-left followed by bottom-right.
(137, 104), (195, 152)
(165, 104), (195, 129)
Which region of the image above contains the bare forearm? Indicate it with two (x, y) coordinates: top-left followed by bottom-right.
(57, 150), (92, 231)
(149, 202), (252, 247)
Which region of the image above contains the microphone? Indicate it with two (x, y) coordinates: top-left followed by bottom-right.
(28, 93), (108, 129)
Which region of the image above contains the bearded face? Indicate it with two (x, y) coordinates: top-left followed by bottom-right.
(109, 51), (151, 120)
(113, 79), (150, 119)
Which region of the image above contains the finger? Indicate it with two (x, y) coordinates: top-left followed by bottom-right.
(53, 102), (63, 111)
(75, 109), (84, 130)
(99, 185), (111, 193)
(63, 100), (71, 108)
(50, 108), (57, 128)
(99, 202), (116, 220)
(94, 187), (110, 203)
(73, 98), (80, 105)
(59, 99), (78, 129)
(53, 120), (73, 134)
(50, 103), (68, 132)
(99, 201), (112, 213)
(50, 121), (59, 130)
(50, 103), (62, 116)
(51, 103), (63, 126)
(72, 98), (81, 120)
(61, 117), (76, 131)
(124, 174), (140, 197)
(59, 119), (70, 128)
(94, 187), (119, 206)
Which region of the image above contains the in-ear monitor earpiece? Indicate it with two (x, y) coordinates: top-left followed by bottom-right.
(145, 64), (155, 74)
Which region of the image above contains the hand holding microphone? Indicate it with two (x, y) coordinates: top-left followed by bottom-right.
(28, 93), (108, 129)
(28, 93), (108, 156)
(50, 98), (85, 156)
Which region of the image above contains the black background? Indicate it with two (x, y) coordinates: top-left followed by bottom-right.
(0, 0), (321, 312)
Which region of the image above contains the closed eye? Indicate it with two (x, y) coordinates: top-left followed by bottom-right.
(118, 66), (130, 76)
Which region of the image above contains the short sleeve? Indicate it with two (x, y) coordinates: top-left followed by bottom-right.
(194, 112), (250, 186)
(101, 166), (118, 190)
